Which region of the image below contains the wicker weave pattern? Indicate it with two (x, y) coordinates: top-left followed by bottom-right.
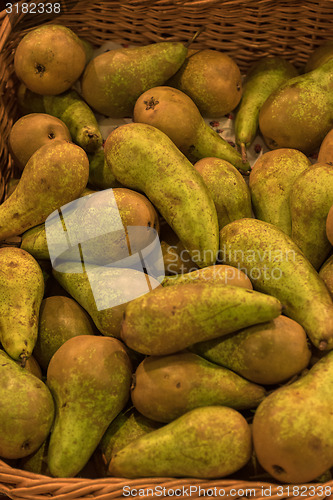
(1, 1), (333, 498)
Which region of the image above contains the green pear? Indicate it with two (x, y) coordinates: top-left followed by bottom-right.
(249, 149), (311, 236)
(162, 264), (253, 289)
(121, 282), (282, 355)
(319, 254), (333, 298)
(259, 59), (333, 154)
(33, 296), (96, 371)
(220, 218), (333, 350)
(17, 83), (45, 114)
(8, 113), (71, 170)
(81, 42), (188, 118)
(21, 188), (159, 265)
(104, 123), (219, 268)
(0, 349), (54, 459)
(14, 24), (86, 95)
(131, 352), (266, 423)
(47, 335), (132, 478)
(133, 86), (249, 172)
(98, 408), (161, 473)
(190, 315), (311, 385)
(0, 247), (44, 362)
(290, 163), (333, 269)
(193, 157), (252, 227)
(0, 140), (89, 241)
(43, 89), (103, 153)
(252, 350), (333, 483)
(235, 57), (298, 158)
(168, 49), (242, 117)
(53, 262), (161, 338)
(108, 406), (252, 478)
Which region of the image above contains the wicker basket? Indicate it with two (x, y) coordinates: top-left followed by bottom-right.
(1, 0), (333, 498)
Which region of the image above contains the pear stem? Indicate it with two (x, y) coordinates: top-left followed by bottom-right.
(185, 27), (205, 48)
(319, 339), (328, 350)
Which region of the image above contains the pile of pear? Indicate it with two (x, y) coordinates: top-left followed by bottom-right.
(2, 22), (333, 485)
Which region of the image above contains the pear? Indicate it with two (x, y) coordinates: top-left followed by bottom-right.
(249, 149), (311, 236)
(0, 349), (54, 459)
(133, 86), (249, 172)
(0, 140), (89, 241)
(131, 352), (266, 423)
(168, 49), (242, 117)
(43, 89), (103, 153)
(259, 59), (333, 154)
(319, 254), (333, 298)
(81, 42), (188, 118)
(104, 122), (219, 268)
(53, 262), (161, 338)
(161, 240), (199, 276)
(190, 315), (311, 385)
(220, 218), (333, 350)
(108, 406), (252, 479)
(0, 247), (44, 362)
(162, 264), (253, 289)
(318, 128), (333, 164)
(46, 335), (132, 477)
(21, 188), (160, 265)
(235, 57), (298, 158)
(33, 296), (96, 371)
(193, 157), (252, 227)
(14, 24), (86, 95)
(97, 408), (161, 473)
(121, 282), (282, 355)
(252, 350), (333, 483)
(8, 113), (71, 170)
(290, 163), (333, 269)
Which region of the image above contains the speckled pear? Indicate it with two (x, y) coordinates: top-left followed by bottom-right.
(81, 42), (188, 118)
(259, 59), (333, 154)
(0, 140), (89, 240)
(108, 406), (252, 478)
(121, 282), (282, 355)
(290, 163), (333, 269)
(0, 247), (44, 361)
(131, 352), (266, 422)
(104, 123), (219, 268)
(253, 350), (333, 483)
(220, 218), (333, 350)
(47, 335), (132, 477)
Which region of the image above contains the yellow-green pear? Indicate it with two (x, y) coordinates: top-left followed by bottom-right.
(108, 406), (252, 479)
(249, 149), (311, 236)
(0, 349), (54, 459)
(0, 140), (89, 241)
(253, 350), (333, 483)
(0, 247), (44, 362)
(220, 218), (333, 350)
(47, 335), (132, 478)
(290, 163), (333, 269)
(131, 352), (266, 422)
(81, 42), (188, 118)
(104, 123), (219, 268)
(121, 282), (282, 355)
